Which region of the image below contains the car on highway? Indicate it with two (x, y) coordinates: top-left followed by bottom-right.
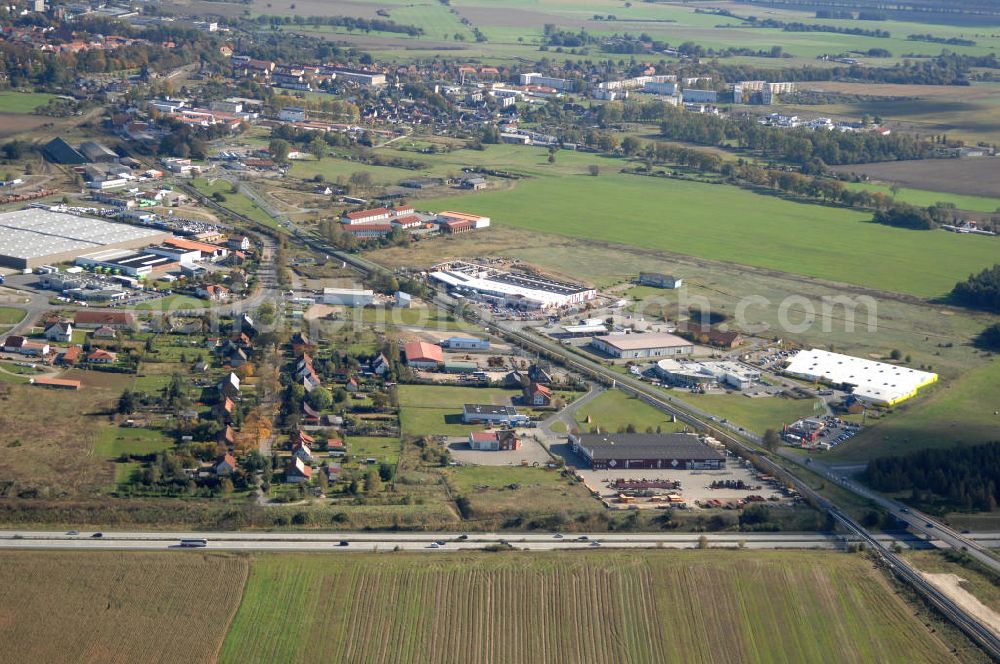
(66, 530), (79, 536)
(589, 541), (601, 547)
(900, 507), (910, 513)
(457, 534), (469, 541)
(429, 542), (440, 549)
(338, 540), (349, 547)
(553, 533), (563, 539)
(925, 522), (934, 528)
(91, 532), (103, 538)
(435, 540), (446, 546)
(577, 535), (589, 541)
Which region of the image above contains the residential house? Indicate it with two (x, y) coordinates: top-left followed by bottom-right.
(215, 453), (237, 475)
(370, 353), (391, 377)
(523, 382), (552, 406)
(328, 438), (346, 457)
(302, 401), (321, 424)
(227, 236), (252, 252)
(218, 424), (236, 448)
(528, 364), (553, 385)
(290, 430), (316, 450)
(197, 284), (230, 301)
(285, 457), (313, 483)
(3, 336), (49, 356)
(92, 325), (117, 339)
(74, 311), (135, 330)
(88, 349), (118, 364)
(219, 372), (241, 399)
(44, 322), (73, 343)
(292, 441), (314, 463)
(215, 397), (235, 423)
(60, 346), (82, 365)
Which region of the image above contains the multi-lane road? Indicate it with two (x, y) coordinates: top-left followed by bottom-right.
(4, 529), (996, 553)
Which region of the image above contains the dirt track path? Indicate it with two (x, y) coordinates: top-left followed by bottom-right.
(921, 572), (1000, 639)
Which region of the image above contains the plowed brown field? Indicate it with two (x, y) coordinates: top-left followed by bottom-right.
(0, 551), (248, 664)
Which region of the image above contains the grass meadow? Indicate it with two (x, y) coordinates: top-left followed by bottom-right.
(0, 91), (57, 114)
(574, 389), (688, 433)
(418, 169), (999, 298)
(220, 550), (958, 664)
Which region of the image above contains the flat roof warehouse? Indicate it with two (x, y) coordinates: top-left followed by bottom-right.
(429, 261), (596, 309)
(0, 209), (169, 269)
(784, 348), (938, 406)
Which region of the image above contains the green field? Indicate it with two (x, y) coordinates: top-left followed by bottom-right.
(846, 182), (1000, 213)
(346, 435), (401, 465)
(397, 384), (521, 436)
(220, 550), (957, 664)
(672, 391), (823, 436)
(268, 0), (1000, 68)
(190, 177), (284, 230)
(0, 91), (57, 114)
(574, 389), (687, 433)
(0, 306), (26, 325)
(358, 306), (474, 331)
(832, 358), (1000, 461)
(419, 169), (999, 298)
(93, 426), (175, 459)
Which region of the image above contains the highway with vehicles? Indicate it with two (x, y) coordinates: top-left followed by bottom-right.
(1, 529), (997, 553)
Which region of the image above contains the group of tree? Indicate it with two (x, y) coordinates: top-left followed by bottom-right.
(951, 264), (1000, 313)
(863, 442), (1000, 512)
(657, 106), (932, 165)
(871, 203), (937, 230)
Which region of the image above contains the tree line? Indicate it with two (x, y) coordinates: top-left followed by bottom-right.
(252, 14), (424, 36)
(863, 442), (1000, 512)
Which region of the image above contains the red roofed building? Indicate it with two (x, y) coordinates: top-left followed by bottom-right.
(404, 341), (444, 369)
(87, 349), (118, 364)
(74, 311), (135, 329)
(60, 346), (82, 365)
(32, 377), (82, 390)
(440, 218), (475, 234)
(523, 382), (552, 406)
(285, 457), (313, 483)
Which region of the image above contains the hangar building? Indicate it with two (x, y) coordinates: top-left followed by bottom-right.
(0, 209), (169, 269)
(784, 348), (938, 406)
(570, 432), (726, 470)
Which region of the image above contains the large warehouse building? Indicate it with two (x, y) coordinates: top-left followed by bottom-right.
(591, 332), (694, 359)
(429, 261), (596, 310)
(0, 209), (169, 269)
(655, 359), (760, 390)
(570, 432), (725, 470)
(784, 348), (938, 406)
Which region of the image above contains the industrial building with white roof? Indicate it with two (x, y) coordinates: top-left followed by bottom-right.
(429, 261), (595, 310)
(784, 348), (938, 406)
(0, 209), (169, 269)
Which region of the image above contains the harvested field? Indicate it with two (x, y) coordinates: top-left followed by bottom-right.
(832, 158), (1000, 198)
(0, 382), (114, 495)
(0, 551), (248, 664)
(221, 550), (959, 664)
(0, 113), (51, 138)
